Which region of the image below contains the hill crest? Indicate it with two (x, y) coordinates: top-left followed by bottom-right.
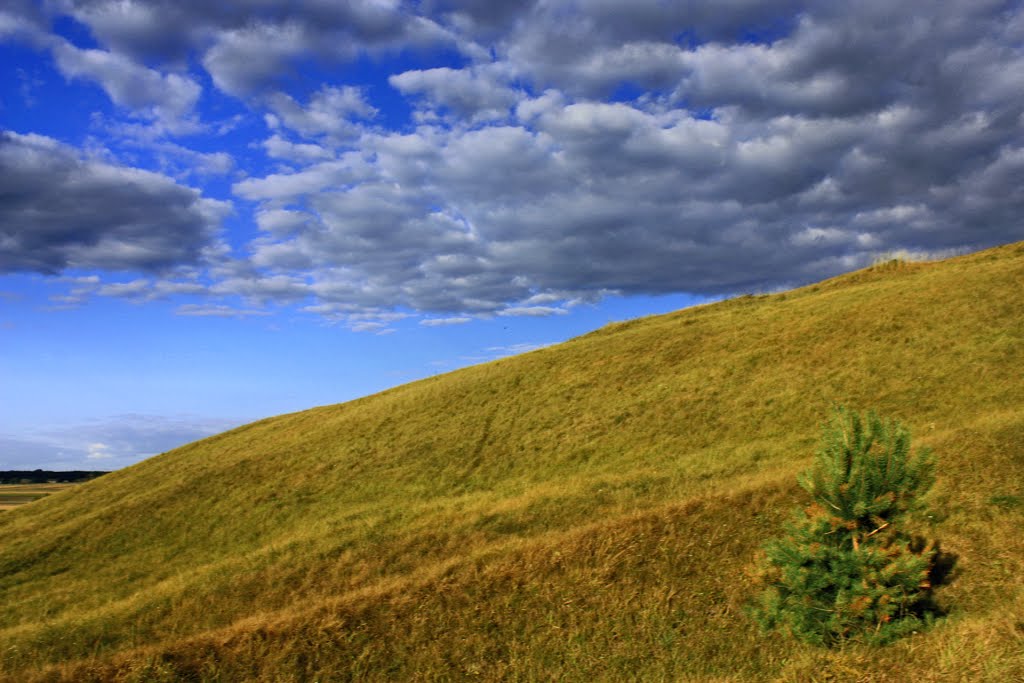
(1, 241), (1023, 681)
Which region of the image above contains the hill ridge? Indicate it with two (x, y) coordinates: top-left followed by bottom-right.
(2, 241), (1023, 681)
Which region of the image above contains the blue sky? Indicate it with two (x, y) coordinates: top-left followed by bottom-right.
(2, 1), (1023, 470)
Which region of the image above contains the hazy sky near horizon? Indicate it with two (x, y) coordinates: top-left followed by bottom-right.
(2, 0), (1023, 470)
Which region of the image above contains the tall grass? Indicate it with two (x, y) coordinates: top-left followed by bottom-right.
(1, 242), (1022, 681)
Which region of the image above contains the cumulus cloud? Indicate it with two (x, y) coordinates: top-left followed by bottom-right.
(263, 135), (335, 163)
(233, 155), (370, 201)
(228, 0), (1023, 319)
(194, 5), (459, 97)
(50, 40), (202, 127)
(202, 21), (311, 98)
(96, 278), (206, 301)
(0, 0), (47, 43)
(0, 132), (229, 274)
(176, 304), (271, 318)
(5, 0), (1024, 322)
(265, 86), (377, 141)
(210, 273), (311, 305)
(420, 316), (472, 326)
(390, 65), (520, 122)
(495, 0), (805, 97)
(497, 306), (569, 317)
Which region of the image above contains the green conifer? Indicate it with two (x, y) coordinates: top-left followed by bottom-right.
(752, 407), (938, 645)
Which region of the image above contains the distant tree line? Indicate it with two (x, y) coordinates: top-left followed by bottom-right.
(0, 470), (108, 484)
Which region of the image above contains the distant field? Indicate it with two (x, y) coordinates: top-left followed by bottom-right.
(0, 484), (77, 510)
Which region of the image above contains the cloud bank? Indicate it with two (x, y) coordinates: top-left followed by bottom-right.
(2, 0), (1022, 322)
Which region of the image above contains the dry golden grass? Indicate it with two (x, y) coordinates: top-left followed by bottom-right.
(1, 242), (1022, 681)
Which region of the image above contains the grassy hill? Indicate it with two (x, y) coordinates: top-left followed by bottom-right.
(1, 243), (1022, 682)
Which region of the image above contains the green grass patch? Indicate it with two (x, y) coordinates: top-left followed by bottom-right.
(988, 494), (1023, 510)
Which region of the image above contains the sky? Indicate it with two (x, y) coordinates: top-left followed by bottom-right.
(1, 1), (1023, 471)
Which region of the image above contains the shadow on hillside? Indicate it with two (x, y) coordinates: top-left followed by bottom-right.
(912, 536), (960, 618)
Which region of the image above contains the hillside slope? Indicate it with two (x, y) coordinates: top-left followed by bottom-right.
(2, 243), (1023, 681)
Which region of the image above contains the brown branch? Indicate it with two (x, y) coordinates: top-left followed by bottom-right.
(853, 521), (891, 552)
(864, 522), (891, 540)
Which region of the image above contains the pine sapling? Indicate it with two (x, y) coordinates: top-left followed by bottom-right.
(752, 407), (940, 646)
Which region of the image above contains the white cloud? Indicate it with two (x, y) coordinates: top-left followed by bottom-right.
(211, 274), (311, 304)
(390, 65), (520, 122)
(255, 208), (314, 236)
(176, 304), (270, 318)
(87, 442), (112, 460)
(233, 156), (370, 201)
(0, 3), (45, 42)
(202, 21), (311, 98)
(498, 306), (568, 317)
(51, 40), (201, 128)
(97, 278), (207, 302)
(97, 279), (152, 298)
(263, 135), (334, 163)
(420, 316), (473, 326)
(266, 86), (377, 140)
(198, 7), (458, 98)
